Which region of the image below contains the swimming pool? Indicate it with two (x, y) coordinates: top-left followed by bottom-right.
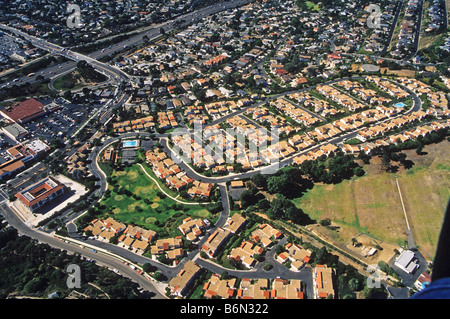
(123, 140), (138, 148)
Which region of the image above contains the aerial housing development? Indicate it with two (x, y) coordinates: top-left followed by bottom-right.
(0, 0), (448, 305)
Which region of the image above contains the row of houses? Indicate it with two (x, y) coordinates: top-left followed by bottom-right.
(112, 115), (155, 134)
(361, 2), (398, 53)
(335, 80), (392, 106)
(316, 84), (367, 112)
(365, 76), (410, 99)
(277, 243), (313, 271)
(289, 91), (345, 118)
(397, 77), (449, 112)
(183, 104), (209, 127)
(150, 237), (184, 263)
(201, 213), (247, 258)
(169, 259), (333, 299)
(356, 110), (427, 142)
(270, 98), (322, 126)
(157, 111), (179, 130)
(204, 100), (239, 120)
(203, 276), (305, 300)
(145, 148), (213, 198)
(244, 106), (296, 136)
(228, 223), (284, 269)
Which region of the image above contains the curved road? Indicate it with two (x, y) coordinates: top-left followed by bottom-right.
(0, 0), (424, 297)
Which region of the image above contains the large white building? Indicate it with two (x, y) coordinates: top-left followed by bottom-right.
(395, 250), (419, 274)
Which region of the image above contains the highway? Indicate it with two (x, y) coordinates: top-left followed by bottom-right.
(0, 0), (251, 89)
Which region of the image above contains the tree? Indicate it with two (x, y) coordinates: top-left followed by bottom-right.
(153, 271), (163, 281)
(240, 187), (264, 208)
(143, 263), (156, 273)
(348, 278), (361, 291)
(416, 143), (424, 155)
(353, 166), (365, 177)
(266, 168), (312, 198)
(251, 173), (267, 189)
(268, 194), (314, 225)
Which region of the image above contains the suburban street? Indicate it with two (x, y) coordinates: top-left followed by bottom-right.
(0, 0), (439, 301)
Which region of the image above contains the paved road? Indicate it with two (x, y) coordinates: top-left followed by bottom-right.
(0, 202), (166, 299)
(379, 0), (404, 56)
(0, 0), (251, 88)
(0, 0), (427, 298)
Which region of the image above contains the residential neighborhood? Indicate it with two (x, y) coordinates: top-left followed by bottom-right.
(0, 0), (448, 305)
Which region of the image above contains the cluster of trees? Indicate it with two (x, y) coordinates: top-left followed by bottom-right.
(238, 168), (315, 225)
(371, 128), (449, 172)
(251, 167), (314, 198)
(76, 60), (107, 84)
(0, 228), (147, 299)
(298, 151), (362, 184)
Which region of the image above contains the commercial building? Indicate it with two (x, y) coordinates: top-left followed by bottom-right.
(1, 123), (28, 142)
(395, 250), (419, 274)
(15, 176), (66, 212)
(0, 98), (59, 124)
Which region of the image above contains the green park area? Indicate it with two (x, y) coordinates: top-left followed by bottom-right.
(52, 60), (108, 91)
(93, 162), (218, 239)
(293, 140), (450, 261)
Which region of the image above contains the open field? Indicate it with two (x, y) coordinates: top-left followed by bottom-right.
(98, 164), (213, 238)
(294, 140), (450, 261)
(379, 68), (416, 78)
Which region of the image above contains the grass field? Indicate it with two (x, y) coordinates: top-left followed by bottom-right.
(99, 163), (213, 238)
(294, 140), (450, 261)
(52, 68), (107, 91)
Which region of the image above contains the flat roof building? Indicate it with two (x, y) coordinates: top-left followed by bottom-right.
(0, 98), (59, 124)
(15, 176), (66, 212)
(395, 250), (419, 274)
(2, 123), (28, 142)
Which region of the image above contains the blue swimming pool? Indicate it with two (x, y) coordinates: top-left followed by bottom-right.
(123, 140), (138, 147)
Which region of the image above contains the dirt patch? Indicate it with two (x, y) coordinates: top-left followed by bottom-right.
(127, 170), (139, 181)
(380, 68), (415, 77)
(151, 202), (159, 209)
(345, 233), (398, 265)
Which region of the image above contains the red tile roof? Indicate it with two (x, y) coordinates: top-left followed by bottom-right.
(0, 98), (46, 123)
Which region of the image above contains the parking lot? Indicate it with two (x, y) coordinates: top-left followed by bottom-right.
(22, 100), (102, 143)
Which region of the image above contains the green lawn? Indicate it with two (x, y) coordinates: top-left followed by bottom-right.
(99, 164), (213, 238)
(305, 1), (321, 11)
(294, 144), (450, 259)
